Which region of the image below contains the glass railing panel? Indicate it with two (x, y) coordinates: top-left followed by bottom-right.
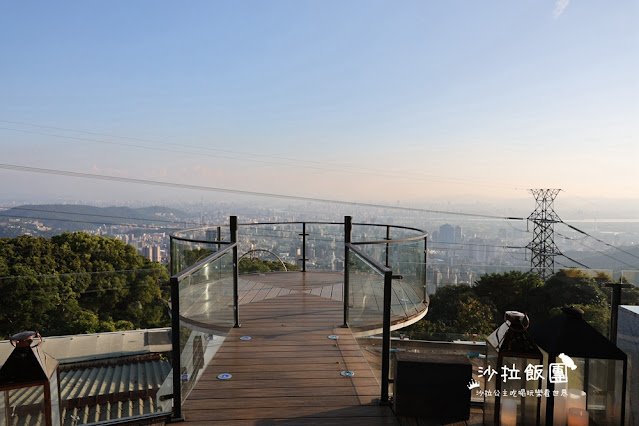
(347, 249), (386, 386)
(351, 223), (389, 243)
(355, 240), (426, 324)
(171, 237), (225, 275)
(236, 223), (302, 272)
(389, 239), (426, 316)
(178, 251), (234, 332)
(176, 250), (234, 405)
(621, 270), (639, 285)
(305, 223), (344, 272)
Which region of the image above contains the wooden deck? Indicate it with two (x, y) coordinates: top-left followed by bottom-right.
(181, 272), (398, 425)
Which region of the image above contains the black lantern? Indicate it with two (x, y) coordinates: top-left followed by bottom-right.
(530, 306), (627, 425)
(0, 331), (61, 426)
(484, 311), (543, 425)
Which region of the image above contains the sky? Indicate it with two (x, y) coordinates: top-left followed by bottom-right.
(0, 1), (637, 216)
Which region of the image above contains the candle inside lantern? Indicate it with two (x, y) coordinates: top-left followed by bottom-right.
(565, 388), (586, 420)
(500, 398), (517, 426)
(567, 407), (588, 426)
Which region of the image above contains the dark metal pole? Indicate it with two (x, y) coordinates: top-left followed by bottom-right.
(231, 216), (240, 328)
(380, 269), (393, 404)
(343, 216), (352, 328)
(611, 285), (621, 345)
(622, 357), (628, 425)
(385, 226), (390, 268)
(169, 236), (176, 276)
(603, 282), (632, 344)
(217, 226), (222, 280)
(300, 222), (308, 272)
(423, 235), (428, 303)
(170, 276), (183, 420)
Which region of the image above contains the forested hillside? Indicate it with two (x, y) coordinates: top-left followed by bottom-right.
(0, 233), (170, 338)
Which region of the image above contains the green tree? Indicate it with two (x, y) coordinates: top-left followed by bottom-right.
(238, 257), (300, 274)
(474, 271), (544, 319)
(0, 233), (169, 337)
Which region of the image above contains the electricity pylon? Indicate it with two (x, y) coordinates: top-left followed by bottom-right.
(527, 189), (562, 280)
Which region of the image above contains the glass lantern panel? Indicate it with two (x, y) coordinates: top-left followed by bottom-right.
(483, 343), (498, 425)
(1, 391), (6, 426)
(550, 356), (585, 426)
(499, 357), (542, 426)
(8, 385), (45, 425)
(587, 358), (623, 426)
(49, 373), (60, 426)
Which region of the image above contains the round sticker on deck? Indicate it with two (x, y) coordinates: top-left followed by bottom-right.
(327, 335), (339, 340)
(340, 370), (355, 377)
(217, 373), (232, 380)
(240, 336), (251, 341)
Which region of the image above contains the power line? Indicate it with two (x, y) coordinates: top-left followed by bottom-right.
(0, 163), (527, 220)
(560, 221), (639, 262)
(0, 123), (522, 189)
(557, 232), (639, 270)
(558, 253), (591, 270)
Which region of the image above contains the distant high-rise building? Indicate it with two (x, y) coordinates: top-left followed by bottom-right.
(152, 246), (161, 263)
(143, 245), (162, 263)
(454, 225), (463, 243)
(439, 224), (455, 244)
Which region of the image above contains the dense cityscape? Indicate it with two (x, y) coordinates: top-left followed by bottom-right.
(2, 198), (638, 293)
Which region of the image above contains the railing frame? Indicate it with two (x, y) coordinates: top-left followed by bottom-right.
(169, 216), (428, 413)
(343, 216), (352, 328)
(299, 222), (308, 272)
(169, 238), (237, 422)
(345, 242), (395, 405)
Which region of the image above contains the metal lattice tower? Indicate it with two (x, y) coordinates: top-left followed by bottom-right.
(526, 189), (562, 280)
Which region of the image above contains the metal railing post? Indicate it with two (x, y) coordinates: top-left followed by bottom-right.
(170, 276), (183, 421)
(385, 225), (391, 268)
(381, 269), (392, 404)
(300, 222), (308, 272)
(169, 236), (176, 276)
(343, 216), (352, 328)
(424, 235), (428, 303)
(231, 216), (240, 328)
(217, 226), (222, 280)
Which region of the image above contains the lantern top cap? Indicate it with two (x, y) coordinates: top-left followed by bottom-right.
(505, 311), (525, 320)
(10, 331), (41, 348)
(562, 306), (584, 317)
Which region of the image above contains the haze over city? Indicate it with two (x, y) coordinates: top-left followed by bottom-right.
(1, 1), (637, 219)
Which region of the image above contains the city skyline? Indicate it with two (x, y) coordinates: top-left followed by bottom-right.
(1, 1), (637, 210)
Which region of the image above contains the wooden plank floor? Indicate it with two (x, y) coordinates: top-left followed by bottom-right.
(181, 272), (398, 425)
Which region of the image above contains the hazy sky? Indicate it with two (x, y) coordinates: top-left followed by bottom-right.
(1, 1), (637, 212)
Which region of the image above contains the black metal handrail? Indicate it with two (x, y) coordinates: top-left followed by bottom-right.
(170, 242), (236, 282)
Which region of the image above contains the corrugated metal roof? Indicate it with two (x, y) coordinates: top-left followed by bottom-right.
(5, 355), (171, 426)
